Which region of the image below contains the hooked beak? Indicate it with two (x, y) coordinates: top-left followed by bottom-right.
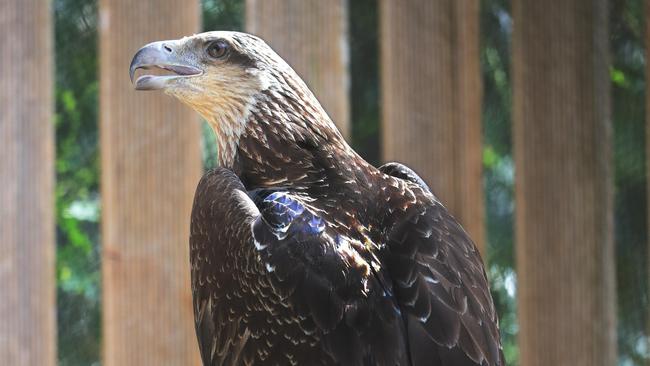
(129, 40), (203, 91)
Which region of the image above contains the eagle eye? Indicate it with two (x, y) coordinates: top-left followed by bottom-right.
(206, 40), (229, 59)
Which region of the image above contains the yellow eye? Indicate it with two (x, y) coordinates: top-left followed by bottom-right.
(206, 40), (229, 59)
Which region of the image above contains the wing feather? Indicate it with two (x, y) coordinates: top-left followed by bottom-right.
(191, 168), (411, 366)
(190, 168), (259, 366)
(379, 162), (505, 366)
(251, 190), (411, 365)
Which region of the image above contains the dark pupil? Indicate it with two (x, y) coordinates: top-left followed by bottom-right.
(209, 42), (227, 58)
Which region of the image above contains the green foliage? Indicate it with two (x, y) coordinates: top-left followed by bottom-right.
(480, 0), (517, 364)
(611, 1), (649, 364)
(349, 0), (381, 165)
(54, 0), (101, 365)
(203, 0), (244, 32)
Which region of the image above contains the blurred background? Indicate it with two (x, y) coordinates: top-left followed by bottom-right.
(1, 0), (648, 365)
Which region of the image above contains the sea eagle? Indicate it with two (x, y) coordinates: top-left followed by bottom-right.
(130, 31), (504, 366)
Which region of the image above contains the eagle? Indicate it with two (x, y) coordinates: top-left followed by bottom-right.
(130, 31), (505, 366)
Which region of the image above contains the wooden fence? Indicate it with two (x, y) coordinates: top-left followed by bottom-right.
(0, 0), (632, 365)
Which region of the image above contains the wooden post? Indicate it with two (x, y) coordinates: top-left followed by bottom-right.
(99, 1), (202, 365)
(246, 0), (350, 138)
(379, 0), (485, 253)
(513, 1), (617, 365)
(0, 1), (56, 365)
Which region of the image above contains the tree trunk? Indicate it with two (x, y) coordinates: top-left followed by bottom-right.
(246, 0), (350, 138)
(513, 1), (617, 365)
(0, 1), (56, 365)
(99, 1), (202, 365)
(379, 0), (485, 254)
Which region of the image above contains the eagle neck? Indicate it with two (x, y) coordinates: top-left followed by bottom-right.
(232, 87), (373, 197)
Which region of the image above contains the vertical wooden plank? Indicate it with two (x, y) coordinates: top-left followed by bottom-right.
(99, 1), (202, 365)
(513, 1), (617, 365)
(379, 0), (485, 253)
(0, 1), (56, 365)
(246, 0), (350, 137)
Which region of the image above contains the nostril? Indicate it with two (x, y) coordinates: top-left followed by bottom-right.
(163, 44), (173, 53)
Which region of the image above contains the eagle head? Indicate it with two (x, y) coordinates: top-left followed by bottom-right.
(130, 31), (287, 120)
(129, 31), (336, 167)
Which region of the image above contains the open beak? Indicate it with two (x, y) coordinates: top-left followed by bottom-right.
(129, 40), (203, 91)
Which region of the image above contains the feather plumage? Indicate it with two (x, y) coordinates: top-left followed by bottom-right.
(190, 163), (504, 365)
(131, 30), (504, 366)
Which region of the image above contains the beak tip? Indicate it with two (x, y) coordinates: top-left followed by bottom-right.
(129, 54), (142, 85)
(129, 44), (152, 86)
